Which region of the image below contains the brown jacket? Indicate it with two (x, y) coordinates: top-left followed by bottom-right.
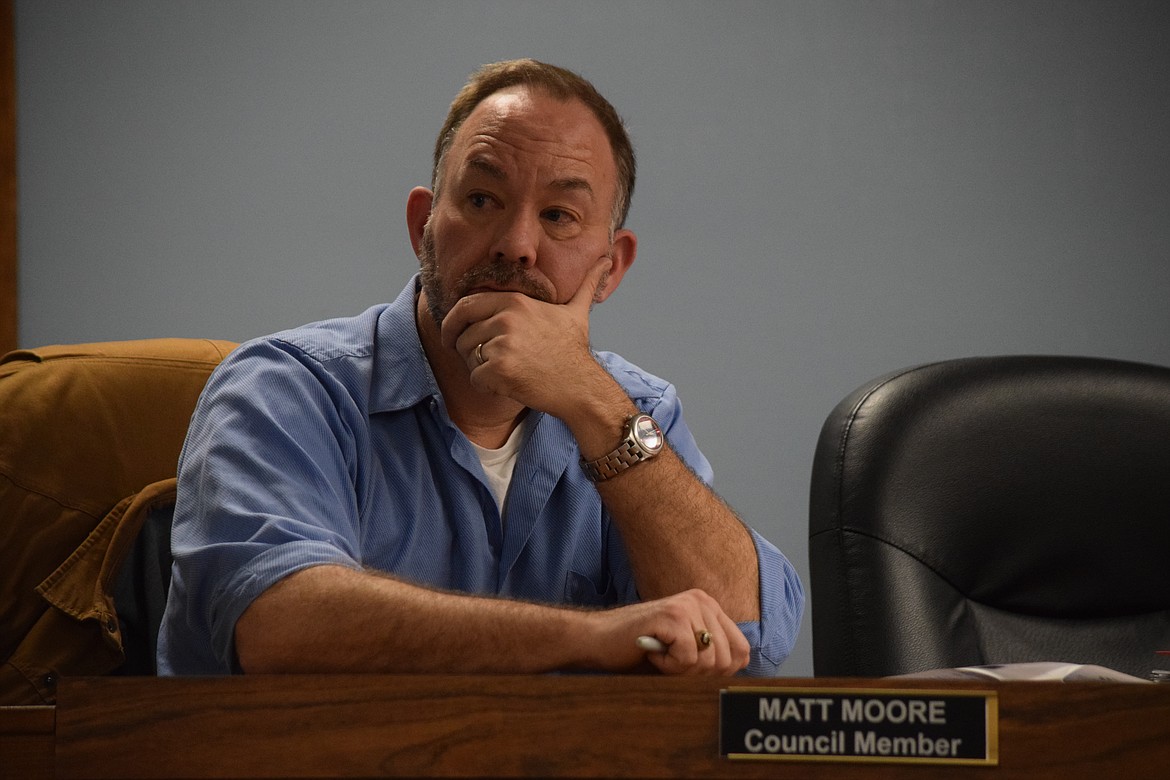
(0, 338), (234, 704)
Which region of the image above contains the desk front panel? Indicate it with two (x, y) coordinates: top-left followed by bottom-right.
(36, 675), (1170, 779)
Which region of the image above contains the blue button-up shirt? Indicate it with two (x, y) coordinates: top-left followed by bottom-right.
(158, 276), (803, 675)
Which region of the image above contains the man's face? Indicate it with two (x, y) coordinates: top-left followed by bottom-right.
(418, 87), (624, 327)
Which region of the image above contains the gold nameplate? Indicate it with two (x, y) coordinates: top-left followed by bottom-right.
(719, 687), (998, 766)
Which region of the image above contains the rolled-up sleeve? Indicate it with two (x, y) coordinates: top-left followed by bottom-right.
(161, 339), (369, 673)
(738, 529), (804, 676)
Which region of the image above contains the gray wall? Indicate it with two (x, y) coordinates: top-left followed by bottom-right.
(16, 1), (1170, 678)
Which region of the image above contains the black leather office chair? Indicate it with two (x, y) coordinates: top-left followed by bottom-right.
(808, 355), (1170, 679)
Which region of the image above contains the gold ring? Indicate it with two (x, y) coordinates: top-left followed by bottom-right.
(474, 343), (486, 366)
(696, 630), (712, 649)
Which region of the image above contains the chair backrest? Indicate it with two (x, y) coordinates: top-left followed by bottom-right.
(0, 338), (235, 703)
(808, 355), (1170, 679)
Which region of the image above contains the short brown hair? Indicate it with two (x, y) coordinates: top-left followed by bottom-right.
(432, 59), (636, 230)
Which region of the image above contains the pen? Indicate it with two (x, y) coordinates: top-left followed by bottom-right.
(636, 635), (668, 653)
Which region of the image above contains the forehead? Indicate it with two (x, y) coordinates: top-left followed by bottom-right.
(446, 87), (617, 192)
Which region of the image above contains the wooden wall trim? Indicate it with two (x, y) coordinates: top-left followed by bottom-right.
(0, 0), (16, 354)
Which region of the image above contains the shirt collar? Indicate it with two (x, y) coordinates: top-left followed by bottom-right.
(369, 273), (442, 414)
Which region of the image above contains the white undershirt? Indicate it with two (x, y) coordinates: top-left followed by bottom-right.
(470, 416), (528, 520)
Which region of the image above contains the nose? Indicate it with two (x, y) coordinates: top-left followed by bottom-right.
(491, 210), (538, 269)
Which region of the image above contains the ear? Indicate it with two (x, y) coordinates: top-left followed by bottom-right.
(593, 228), (637, 303)
(406, 187), (435, 258)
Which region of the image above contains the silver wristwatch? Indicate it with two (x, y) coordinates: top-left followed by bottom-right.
(581, 413), (664, 482)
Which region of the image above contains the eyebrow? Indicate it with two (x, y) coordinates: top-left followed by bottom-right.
(467, 157), (507, 180)
(551, 176), (595, 199)
(466, 156), (595, 200)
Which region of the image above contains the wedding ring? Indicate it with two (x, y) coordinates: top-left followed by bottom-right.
(696, 630), (712, 649)
(474, 342), (486, 366)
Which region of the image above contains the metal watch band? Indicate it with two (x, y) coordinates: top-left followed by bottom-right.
(580, 413), (663, 482)
(581, 439), (649, 482)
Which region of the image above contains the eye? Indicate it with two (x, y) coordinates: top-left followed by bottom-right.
(468, 192), (491, 209)
(542, 207), (575, 225)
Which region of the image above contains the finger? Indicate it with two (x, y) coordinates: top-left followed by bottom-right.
(681, 609), (745, 676)
(453, 319), (493, 366)
(440, 292), (503, 351)
(439, 300), (477, 352)
(638, 632), (719, 676)
(471, 340), (487, 371)
(691, 621), (723, 675)
(649, 625), (698, 674)
(647, 640), (734, 677)
(693, 624), (727, 673)
(714, 612), (751, 673)
(567, 258), (613, 315)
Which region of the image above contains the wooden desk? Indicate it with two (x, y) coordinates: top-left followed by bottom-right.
(3, 675), (1168, 778)
(0, 705), (53, 780)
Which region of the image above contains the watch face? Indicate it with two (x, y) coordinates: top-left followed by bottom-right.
(632, 414), (664, 452)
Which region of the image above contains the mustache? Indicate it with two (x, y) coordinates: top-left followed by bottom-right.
(455, 261), (553, 303)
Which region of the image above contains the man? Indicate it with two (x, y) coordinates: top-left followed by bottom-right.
(158, 59), (803, 677)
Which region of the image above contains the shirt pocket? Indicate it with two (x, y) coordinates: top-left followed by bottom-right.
(563, 569), (617, 607)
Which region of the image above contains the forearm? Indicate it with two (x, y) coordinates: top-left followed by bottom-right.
(234, 563), (751, 676)
(568, 379), (761, 623)
(595, 448), (761, 621)
(235, 564), (594, 674)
